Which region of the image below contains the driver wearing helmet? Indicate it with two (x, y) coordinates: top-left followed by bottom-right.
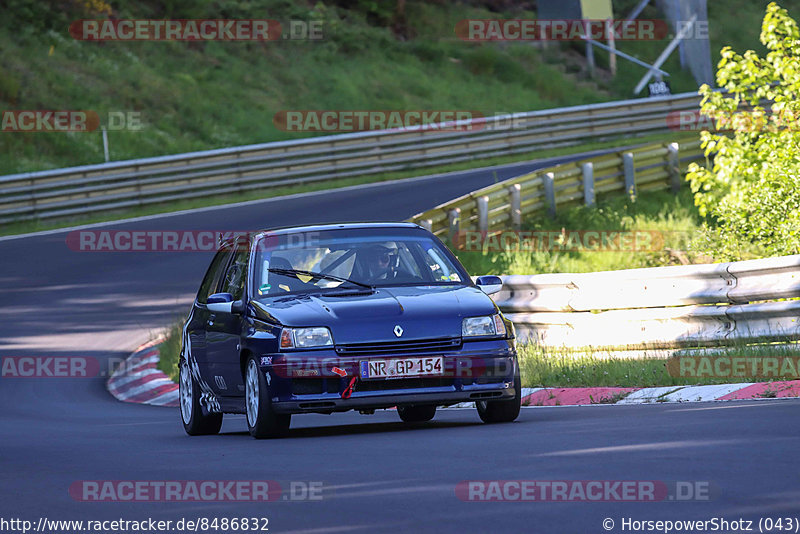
(362, 244), (396, 281)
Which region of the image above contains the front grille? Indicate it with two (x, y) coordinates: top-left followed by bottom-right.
(336, 337), (461, 356)
(357, 377), (454, 392)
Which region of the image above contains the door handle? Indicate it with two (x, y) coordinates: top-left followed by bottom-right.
(207, 314), (216, 326)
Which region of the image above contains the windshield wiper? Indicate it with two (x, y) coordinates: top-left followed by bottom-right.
(267, 268), (375, 290)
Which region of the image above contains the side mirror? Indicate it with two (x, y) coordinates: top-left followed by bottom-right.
(231, 300), (246, 314)
(207, 293), (245, 314)
(476, 275), (503, 296)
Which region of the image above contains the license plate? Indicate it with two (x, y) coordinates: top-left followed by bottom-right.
(360, 357), (444, 379)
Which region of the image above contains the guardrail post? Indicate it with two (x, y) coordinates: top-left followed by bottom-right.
(623, 152), (636, 201)
(448, 208), (461, 247)
(477, 196), (489, 233)
(30, 176), (39, 220)
(582, 162), (595, 207)
(668, 142), (681, 193)
(543, 172), (556, 218)
(134, 164), (142, 206)
(420, 219), (433, 232)
(508, 184), (521, 230)
(102, 127), (110, 163)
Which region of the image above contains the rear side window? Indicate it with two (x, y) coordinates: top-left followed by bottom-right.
(196, 248), (233, 304)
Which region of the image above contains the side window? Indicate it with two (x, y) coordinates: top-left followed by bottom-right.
(221, 245), (250, 301)
(197, 248), (233, 304)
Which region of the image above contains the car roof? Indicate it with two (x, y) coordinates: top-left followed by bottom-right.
(252, 222), (423, 240)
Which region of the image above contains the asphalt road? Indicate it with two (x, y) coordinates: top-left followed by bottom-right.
(1, 153), (799, 533)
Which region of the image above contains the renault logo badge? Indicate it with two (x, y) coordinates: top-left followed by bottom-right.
(393, 325), (403, 337)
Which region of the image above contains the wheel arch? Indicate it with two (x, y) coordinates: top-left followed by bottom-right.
(240, 349), (254, 380)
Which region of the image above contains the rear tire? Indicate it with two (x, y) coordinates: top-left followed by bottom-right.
(476, 374), (521, 424)
(245, 356), (291, 439)
(180, 361), (223, 435)
(397, 404), (436, 423)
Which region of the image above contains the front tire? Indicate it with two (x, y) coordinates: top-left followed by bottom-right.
(245, 357), (291, 439)
(398, 404), (436, 423)
(180, 361), (223, 435)
(476, 374), (521, 424)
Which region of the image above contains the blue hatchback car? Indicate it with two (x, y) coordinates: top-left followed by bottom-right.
(179, 223), (520, 438)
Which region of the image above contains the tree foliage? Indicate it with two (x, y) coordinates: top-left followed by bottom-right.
(687, 2), (800, 260)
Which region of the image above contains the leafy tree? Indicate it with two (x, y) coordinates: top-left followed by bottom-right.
(687, 2), (800, 260)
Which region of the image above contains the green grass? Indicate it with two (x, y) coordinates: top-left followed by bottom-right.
(455, 186), (707, 276)
(518, 342), (800, 388)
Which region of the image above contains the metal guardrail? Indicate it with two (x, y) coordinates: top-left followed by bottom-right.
(491, 255), (800, 353)
(409, 139), (705, 241)
(0, 92), (703, 224)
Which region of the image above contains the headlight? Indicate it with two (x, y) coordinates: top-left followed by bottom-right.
(462, 314), (506, 337)
(280, 327), (333, 349)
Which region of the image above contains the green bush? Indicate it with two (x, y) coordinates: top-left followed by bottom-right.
(687, 2), (800, 260)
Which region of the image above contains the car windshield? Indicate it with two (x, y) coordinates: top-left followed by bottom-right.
(252, 228), (468, 297)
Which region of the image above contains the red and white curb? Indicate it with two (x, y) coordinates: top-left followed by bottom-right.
(519, 382), (800, 406)
(107, 339), (178, 407)
(106, 342), (800, 408)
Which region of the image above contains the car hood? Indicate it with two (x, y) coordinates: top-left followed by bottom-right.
(251, 285), (496, 343)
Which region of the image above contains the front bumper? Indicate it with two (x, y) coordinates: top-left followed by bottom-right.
(272, 382), (516, 413)
(262, 339), (517, 414)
